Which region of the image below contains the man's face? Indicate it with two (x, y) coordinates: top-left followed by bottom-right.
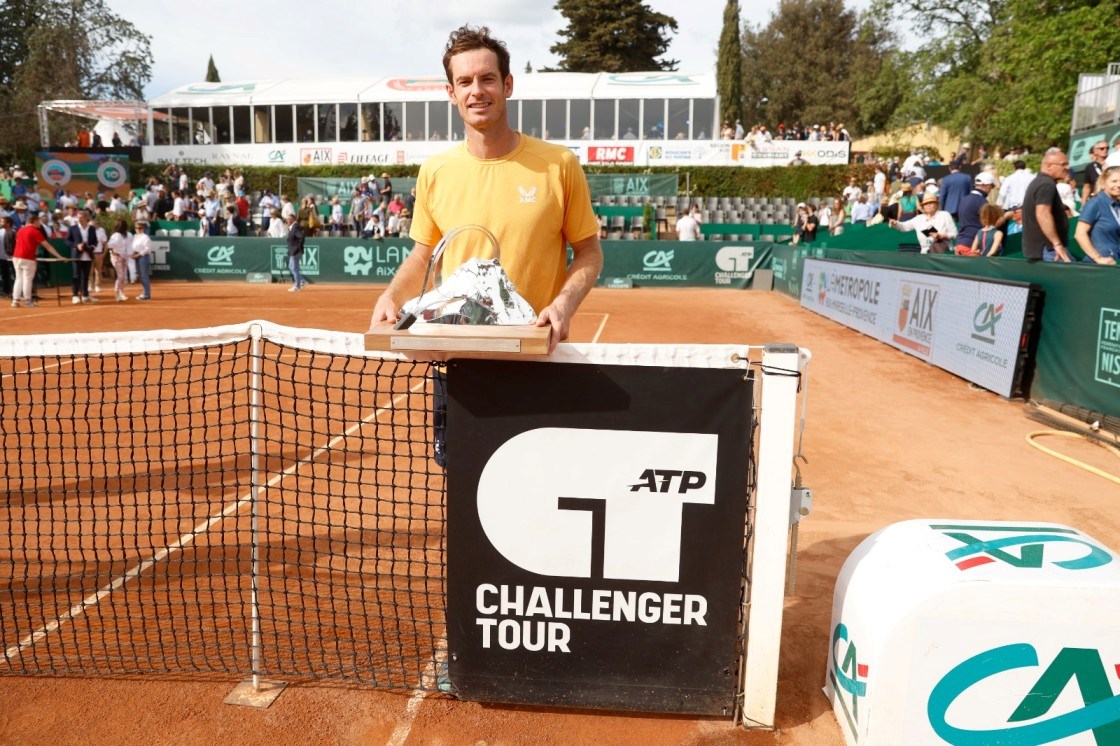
(1042, 152), (1069, 180)
(446, 48), (512, 133)
(1093, 141), (1109, 160)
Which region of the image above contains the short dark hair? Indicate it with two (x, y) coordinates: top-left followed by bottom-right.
(443, 25), (510, 84)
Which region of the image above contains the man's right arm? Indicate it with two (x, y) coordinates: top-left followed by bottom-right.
(369, 241), (435, 329)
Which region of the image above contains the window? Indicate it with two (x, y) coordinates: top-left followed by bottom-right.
(170, 107), (190, 145)
(642, 98), (665, 139)
(450, 105), (464, 140)
(668, 99), (689, 141)
(339, 103), (358, 142)
(506, 99), (519, 131)
(190, 107), (214, 144)
(153, 108), (170, 145)
(360, 103), (381, 141)
(275, 105), (294, 143)
(232, 106), (251, 144)
(692, 99), (715, 140)
(427, 101), (448, 140)
(212, 106), (231, 144)
(316, 103), (337, 142)
(570, 99), (590, 139)
(521, 99), (542, 138)
(383, 102), (402, 141)
(404, 101), (424, 141)
(618, 99), (640, 140)
(253, 106), (271, 143)
(545, 100), (566, 140)
(593, 100), (615, 140)
(296, 105), (315, 142)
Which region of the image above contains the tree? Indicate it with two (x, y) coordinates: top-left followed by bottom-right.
(717, 0), (744, 125)
(741, 0), (888, 132)
(549, 0), (678, 72)
(0, 0), (151, 158)
(894, 0), (1120, 151)
(205, 55), (221, 83)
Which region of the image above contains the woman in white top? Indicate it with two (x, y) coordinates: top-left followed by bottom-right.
(890, 193), (958, 253)
(107, 219), (132, 301)
(266, 209), (288, 238)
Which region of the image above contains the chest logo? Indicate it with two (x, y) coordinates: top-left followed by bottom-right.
(519, 186), (537, 204)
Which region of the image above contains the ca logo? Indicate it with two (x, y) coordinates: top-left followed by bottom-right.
(207, 245), (235, 266)
(932, 524), (1113, 572)
(477, 428), (716, 582)
(643, 250), (674, 272)
(829, 623), (869, 738)
(929, 644), (1120, 743)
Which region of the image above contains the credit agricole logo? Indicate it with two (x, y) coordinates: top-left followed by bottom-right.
(930, 523), (1113, 572)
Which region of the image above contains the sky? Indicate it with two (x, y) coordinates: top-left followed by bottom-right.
(103, 0), (868, 100)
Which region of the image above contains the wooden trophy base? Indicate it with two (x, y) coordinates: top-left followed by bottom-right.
(365, 322), (552, 356)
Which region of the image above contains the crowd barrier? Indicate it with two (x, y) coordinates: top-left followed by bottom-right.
(770, 243), (1120, 420)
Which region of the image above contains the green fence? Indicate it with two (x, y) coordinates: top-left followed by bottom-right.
(769, 243), (1120, 419)
(586, 174), (678, 198)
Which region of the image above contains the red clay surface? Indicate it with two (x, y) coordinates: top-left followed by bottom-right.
(2, 281), (1117, 745)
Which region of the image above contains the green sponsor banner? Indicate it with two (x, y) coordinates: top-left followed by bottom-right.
(771, 246), (1120, 419)
(149, 237), (414, 282)
(1069, 123), (1120, 172)
(596, 239), (771, 289)
(586, 174), (678, 198)
(297, 177), (417, 200)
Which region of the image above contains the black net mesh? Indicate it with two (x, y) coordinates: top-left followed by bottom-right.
(0, 337), (445, 689)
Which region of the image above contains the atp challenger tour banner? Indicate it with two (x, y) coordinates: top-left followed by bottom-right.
(445, 359), (752, 714)
(799, 258), (1037, 398)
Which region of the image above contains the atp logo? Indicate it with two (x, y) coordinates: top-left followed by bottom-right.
(928, 644), (1120, 743)
(643, 250), (674, 272)
(972, 302), (1004, 345)
(518, 186), (537, 204)
(716, 246), (754, 272)
(931, 524), (1113, 572)
(477, 428), (716, 582)
(207, 245), (235, 266)
(829, 623), (869, 739)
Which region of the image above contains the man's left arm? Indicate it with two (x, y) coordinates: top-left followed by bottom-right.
(535, 233), (603, 352)
(1034, 203), (1072, 262)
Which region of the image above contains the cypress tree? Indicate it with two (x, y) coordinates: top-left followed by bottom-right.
(717, 0), (744, 125)
(205, 55), (220, 83)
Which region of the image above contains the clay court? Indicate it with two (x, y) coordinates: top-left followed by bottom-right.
(1, 281), (1116, 745)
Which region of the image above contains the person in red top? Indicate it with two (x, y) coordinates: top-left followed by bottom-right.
(236, 193), (250, 226)
(12, 217), (67, 307)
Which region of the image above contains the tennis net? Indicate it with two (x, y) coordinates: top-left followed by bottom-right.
(0, 321), (765, 695)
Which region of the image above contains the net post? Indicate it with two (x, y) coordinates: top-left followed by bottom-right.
(224, 323), (286, 708)
(739, 343), (803, 729)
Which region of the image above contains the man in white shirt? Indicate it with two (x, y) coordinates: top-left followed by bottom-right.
(108, 194), (124, 212)
(889, 193), (957, 253)
(842, 177), (862, 205)
(1105, 141), (1120, 168)
(280, 194), (296, 220)
(999, 160), (1035, 209)
(676, 207), (701, 241)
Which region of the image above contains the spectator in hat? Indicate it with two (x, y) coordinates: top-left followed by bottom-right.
(130, 219), (153, 300)
(398, 208), (412, 238)
(955, 171), (998, 253)
(11, 200), (29, 229)
(378, 172), (393, 210)
(891, 193), (957, 253)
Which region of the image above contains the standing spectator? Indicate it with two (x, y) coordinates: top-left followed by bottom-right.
(378, 172), (393, 210)
(1073, 165), (1120, 265)
(890, 193), (957, 253)
(398, 208), (412, 238)
(266, 209), (288, 238)
(954, 172), (997, 253)
(999, 160), (1034, 211)
(938, 160), (973, 220)
(0, 215), (14, 297)
(258, 190), (277, 235)
(107, 219), (132, 301)
(349, 189), (370, 236)
(1106, 141), (1120, 168)
(236, 192), (250, 232)
(91, 215), (108, 293)
(280, 193), (296, 220)
(676, 205), (701, 240)
(329, 196), (344, 234)
(131, 219), (153, 300)
(1022, 149), (1073, 262)
(841, 178), (862, 205)
(224, 205), (244, 237)
(65, 209), (99, 303)
(11, 216), (67, 307)
(873, 165), (887, 202)
(285, 213), (306, 292)
(1082, 140), (1110, 205)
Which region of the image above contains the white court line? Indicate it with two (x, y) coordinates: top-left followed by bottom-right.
(0, 359), (72, 381)
(385, 639), (449, 746)
(590, 313), (610, 343)
(3, 377), (429, 664)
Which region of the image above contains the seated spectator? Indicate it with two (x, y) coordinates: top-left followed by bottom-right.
(957, 204), (1005, 257)
(361, 213), (384, 240)
(850, 194), (876, 224)
(889, 193), (957, 253)
(1073, 165), (1120, 265)
(896, 183), (919, 221)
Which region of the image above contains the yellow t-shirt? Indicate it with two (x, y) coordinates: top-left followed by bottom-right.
(408, 134), (600, 314)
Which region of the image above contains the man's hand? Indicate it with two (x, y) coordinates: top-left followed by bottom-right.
(535, 301), (570, 353)
(1094, 256), (1118, 266)
(369, 292), (401, 330)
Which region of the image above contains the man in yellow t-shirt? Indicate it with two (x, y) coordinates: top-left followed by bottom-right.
(369, 25), (603, 351)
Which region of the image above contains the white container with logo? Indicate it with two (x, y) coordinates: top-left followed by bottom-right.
(825, 519), (1120, 745)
